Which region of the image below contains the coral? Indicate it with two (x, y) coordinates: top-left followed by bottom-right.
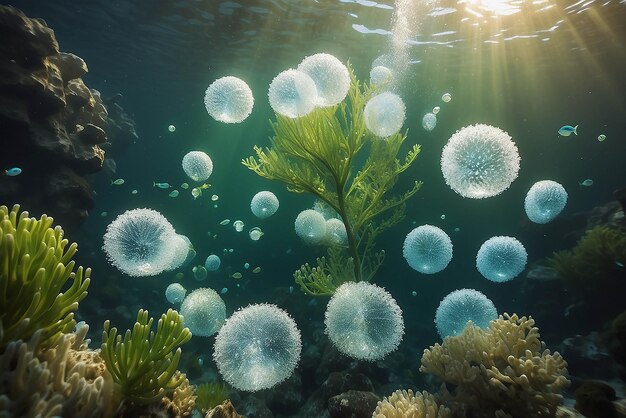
(0, 327), (114, 418)
(204, 76), (254, 123)
(102, 208), (178, 277)
(435, 289), (497, 338)
(548, 225), (626, 285)
(476, 236), (528, 282)
(182, 151), (213, 182)
(524, 180), (568, 224)
(100, 309), (192, 404)
(441, 124), (520, 199)
(179, 288), (226, 337)
(325, 281), (404, 361)
(373, 389), (451, 418)
(0, 204), (90, 348)
(213, 304), (301, 392)
(298, 53), (350, 107)
(161, 372), (196, 418)
(364, 92), (406, 138)
(268, 69), (318, 118)
(244, 66), (420, 295)
(195, 382), (229, 414)
(420, 314), (570, 418)
(403, 225), (453, 274)
(206, 400), (243, 418)
(165, 283), (187, 304)
(250, 190), (279, 219)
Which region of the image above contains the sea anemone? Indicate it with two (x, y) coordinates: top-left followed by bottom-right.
(213, 304), (301, 391)
(102, 208), (178, 277)
(524, 180), (568, 224)
(182, 151), (213, 182)
(298, 53), (349, 107)
(268, 69), (318, 118)
(435, 288), (497, 338)
(403, 225), (453, 274)
(203, 76), (254, 123)
(476, 236), (528, 282)
(440, 124), (520, 198)
(179, 288), (226, 337)
(364, 92), (406, 138)
(250, 191), (279, 219)
(325, 282), (404, 361)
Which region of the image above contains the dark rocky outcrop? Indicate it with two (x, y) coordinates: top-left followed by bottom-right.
(0, 5), (107, 232)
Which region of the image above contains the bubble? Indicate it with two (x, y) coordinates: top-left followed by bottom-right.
(205, 254), (221, 271)
(182, 151), (213, 182)
(180, 288), (226, 337)
(165, 283), (186, 304)
(168, 124), (176, 132)
(294, 209), (327, 245)
(524, 180), (568, 224)
(476, 236), (527, 282)
(370, 65), (393, 86)
(435, 289), (497, 338)
(250, 191), (279, 219)
(403, 225), (453, 274)
(233, 220), (244, 232)
(442, 93), (452, 103)
(364, 92), (406, 138)
(422, 112), (437, 131)
(324, 218), (347, 246)
(268, 69), (318, 118)
(193, 265), (208, 281)
(249, 227), (264, 241)
(204, 76), (254, 123)
(298, 53), (349, 107)
(432, 106), (441, 114)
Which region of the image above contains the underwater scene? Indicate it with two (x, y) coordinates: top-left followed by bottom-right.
(1, 0), (626, 417)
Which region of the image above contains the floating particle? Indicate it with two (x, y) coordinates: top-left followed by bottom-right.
(252, 267), (261, 273)
(181, 183), (189, 189)
(579, 179), (593, 186)
(433, 106), (441, 114)
(191, 188), (202, 199)
(131, 189), (138, 195)
(168, 124), (176, 132)
(440, 214), (446, 220)
(364, 92), (406, 138)
(233, 220), (244, 232)
(204, 76), (254, 123)
(454, 227), (460, 232)
(100, 211), (108, 217)
(411, 291), (417, 297)
(153, 182), (170, 189)
(213, 204), (218, 208)
(289, 286), (294, 294)
(231, 272), (242, 279)
(111, 178), (125, 185)
(249, 227), (264, 241)
(169, 190), (179, 198)
(220, 219), (231, 226)
(442, 93), (452, 103)
(244, 262), (250, 269)
(192, 265), (208, 281)
(422, 112), (437, 131)
(598, 134), (606, 142)
(211, 194), (219, 201)
(221, 287), (228, 294)
(175, 272), (184, 280)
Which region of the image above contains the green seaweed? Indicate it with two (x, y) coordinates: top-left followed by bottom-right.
(0, 204), (90, 348)
(243, 68), (421, 295)
(194, 382), (229, 413)
(100, 308), (192, 406)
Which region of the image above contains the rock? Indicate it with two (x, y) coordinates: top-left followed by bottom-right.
(49, 52), (87, 83)
(206, 400), (243, 418)
(235, 395), (273, 418)
(327, 390), (380, 418)
(266, 372), (303, 415)
(321, 372), (375, 401)
(79, 123), (107, 145)
(574, 381), (619, 418)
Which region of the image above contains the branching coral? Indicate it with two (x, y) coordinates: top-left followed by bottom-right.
(243, 67), (421, 295)
(373, 389), (451, 418)
(0, 204), (90, 348)
(100, 308), (192, 405)
(161, 372), (196, 418)
(420, 314), (570, 418)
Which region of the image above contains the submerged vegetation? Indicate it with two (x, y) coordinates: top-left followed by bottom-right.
(243, 69), (421, 295)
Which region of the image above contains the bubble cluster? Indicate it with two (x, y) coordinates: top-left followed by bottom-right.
(370, 65), (393, 86)
(213, 304), (301, 391)
(325, 282), (404, 361)
(250, 191), (279, 219)
(182, 151), (213, 182)
(422, 112), (437, 131)
(179, 288), (226, 337)
(204, 76), (254, 123)
(298, 53), (349, 107)
(476, 236), (527, 282)
(165, 283), (186, 304)
(205, 254), (221, 271)
(364, 92), (406, 138)
(268, 69), (318, 118)
(324, 218), (347, 246)
(403, 225), (453, 274)
(524, 180), (568, 224)
(294, 209), (327, 245)
(441, 124), (520, 199)
(435, 289), (497, 339)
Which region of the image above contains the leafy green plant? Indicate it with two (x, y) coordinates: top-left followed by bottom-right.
(194, 382), (229, 413)
(243, 68), (421, 295)
(0, 204), (90, 348)
(100, 308), (192, 406)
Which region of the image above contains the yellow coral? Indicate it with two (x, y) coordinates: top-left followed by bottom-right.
(373, 389), (451, 418)
(161, 372), (196, 418)
(420, 314), (570, 418)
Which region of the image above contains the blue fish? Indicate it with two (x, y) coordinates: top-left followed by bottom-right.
(558, 125), (578, 137)
(4, 167), (22, 177)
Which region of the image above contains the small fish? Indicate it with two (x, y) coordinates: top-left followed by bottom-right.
(191, 187), (202, 199)
(231, 272), (242, 279)
(153, 182), (170, 189)
(180, 183), (189, 189)
(4, 167), (22, 177)
(252, 267), (261, 273)
(111, 178), (125, 185)
(597, 134), (606, 142)
(558, 125), (578, 137)
(579, 179), (593, 186)
(616, 260), (624, 268)
(100, 211), (108, 217)
(169, 190), (179, 198)
(200, 183), (210, 190)
(219, 219), (231, 226)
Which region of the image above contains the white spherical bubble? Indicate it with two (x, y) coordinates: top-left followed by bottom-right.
(168, 124), (176, 132)
(435, 289), (497, 338)
(213, 304), (301, 391)
(433, 106), (441, 114)
(524, 180), (568, 224)
(249, 227), (264, 241)
(476, 236), (527, 283)
(403, 225), (453, 274)
(204, 76), (254, 123)
(268, 69), (318, 118)
(193, 265), (208, 281)
(298, 53), (349, 107)
(180, 288), (226, 337)
(165, 234), (192, 271)
(422, 112), (437, 131)
(442, 93), (452, 103)
(370, 66), (393, 86)
(294, 209), (327, 245)
(205, 254), (221, 271)
(251, 191), (279, 219)
(165, 283), (186, 304)
(441, 124), (520, 199)
(182, 151), (213, 182)
(364, 92), (406, 138)
(233, 220), (244, 232)
(324, 218), (347, 246)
